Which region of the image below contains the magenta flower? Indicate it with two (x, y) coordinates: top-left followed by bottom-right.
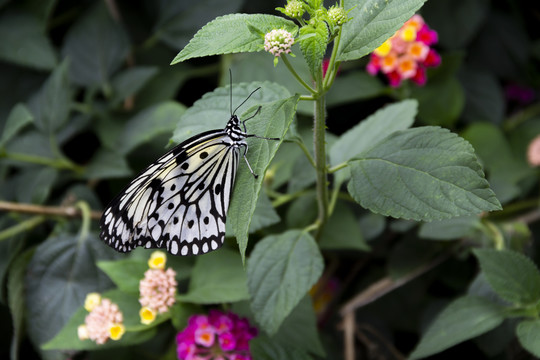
(366, 14), (441, 87)
(176, 310), (258, 360)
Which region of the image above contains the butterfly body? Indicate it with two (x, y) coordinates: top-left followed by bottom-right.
(100, 114), (257, 256)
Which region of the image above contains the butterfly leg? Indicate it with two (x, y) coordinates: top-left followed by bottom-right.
(240, 143), (259, 179)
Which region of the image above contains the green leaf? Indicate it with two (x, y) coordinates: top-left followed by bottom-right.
(473, 249), (540, 305)
(326, 71), (386, 108)
(517, 319), (540, 358)
(337, 0), (427, 61)
(178, 248), (249, 304)
(118, 101), (186, 155)
(14, 167), (57, 204)
(0, 11), (57, 70)
(0, 103), (34, 147)
(8, 248), (35, 360)
(459, 68), (504, 124)
(228, 94), (299, 261)
(171, 14), (298, 63)
(27, 60), (72, 134)
(110, 66), (159, 107)
(97, 258), (148, 294)
(247, 230), (324, 335)
(418, 216), (481, 241)
(248, 191), (280, 233)
(83, 149), (132, 180)
(270, 295), (326, 357)
(153, 0), (243, 49)
(409, 296), (505, 359)
(411, 76), (465, 127)
(347, 126), (501, 221)
(251, 337), (313, 360)
(298, 21), (328, 77)
(25, 232), (118, 353)
(329, 99), (417, 183)
(42, 289), (157, 350)
(422, 0), (489, 49)
(61, 2), (130, 87)
(462, 122), (533, 204)
(171, 81), (290, 144)
(320, 202), (370, 251)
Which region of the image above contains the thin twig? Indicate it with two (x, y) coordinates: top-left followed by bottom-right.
(0, 201), (102, 220)
(340, 251), (452, 316)
(343, 311), (356, 360)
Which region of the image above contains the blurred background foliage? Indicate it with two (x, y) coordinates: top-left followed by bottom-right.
(0, 0), (539, 359)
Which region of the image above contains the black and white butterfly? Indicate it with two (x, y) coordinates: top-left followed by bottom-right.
(100, 86), (277, 256)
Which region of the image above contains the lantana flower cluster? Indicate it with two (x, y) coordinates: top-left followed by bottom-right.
(366, 14), (441, 87)
(264, 29), (294, 57)
(176, 310), (258, 360)
(139, 251), (177, 325)
(77, 293), (125, 344)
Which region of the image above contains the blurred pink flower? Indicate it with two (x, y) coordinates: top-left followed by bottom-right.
(176, 310), (258, 360)
(527, 135), (540, 167)
(79, 296), (124, 344)
(139, 267), (177, 314)
(366, 14), (440, 87)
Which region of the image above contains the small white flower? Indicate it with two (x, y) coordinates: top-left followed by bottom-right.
(264, 29), (295, 57)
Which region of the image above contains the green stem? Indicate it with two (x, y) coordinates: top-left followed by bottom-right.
(281, 54), (317, 95)
(292, 138), (316, 168)
(1, 151), (84, 174)
(328, 162), (348, 173)
(0, 216), (46, 242)
(76, 201), (92, 242)
(313, 67), (329, 239)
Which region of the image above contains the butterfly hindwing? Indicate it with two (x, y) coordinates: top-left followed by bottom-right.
(100, 129), (240, 256)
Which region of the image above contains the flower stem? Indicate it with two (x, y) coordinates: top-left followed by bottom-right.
(281, 54), (317, 95)
(313, 67), (329, 239)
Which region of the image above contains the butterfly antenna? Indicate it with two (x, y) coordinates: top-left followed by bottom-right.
(229, 69), (233, 115)
(232, 87), (261, 116)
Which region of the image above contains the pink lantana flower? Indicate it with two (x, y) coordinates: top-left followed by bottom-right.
(527, 135), (540, 167)
(176, 310), (258, 360)
(366, 14), (440, 87)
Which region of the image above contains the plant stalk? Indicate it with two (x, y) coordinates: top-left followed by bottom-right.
(313, 68), (329, 238)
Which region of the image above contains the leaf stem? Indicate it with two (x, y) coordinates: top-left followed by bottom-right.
(291, 138), (316, 168)
(328, 162), (348, 173)
(0, 216), (46, 242)
(76, 201), (93, 242)
(281, 54), (317, 95)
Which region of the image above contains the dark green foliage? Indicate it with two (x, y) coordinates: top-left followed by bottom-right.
(0, 1), (539, 359)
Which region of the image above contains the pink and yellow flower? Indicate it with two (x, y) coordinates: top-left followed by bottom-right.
(78, 294), (125, 344)
(139, 251), (177, 324)
(176, 310), (258, 360)
(366, 14), (440, 87)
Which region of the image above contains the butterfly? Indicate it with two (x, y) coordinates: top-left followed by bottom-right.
(100, 86), (277, 256)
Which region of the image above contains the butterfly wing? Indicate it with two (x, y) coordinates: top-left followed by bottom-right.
(100, 130), (240, 256)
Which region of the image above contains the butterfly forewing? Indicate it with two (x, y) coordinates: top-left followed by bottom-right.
(100, 124), (244, 256)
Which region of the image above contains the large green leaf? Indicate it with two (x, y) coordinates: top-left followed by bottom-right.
(347, 126), (501, 221)
(247, 230), (324, 335)
(25, 232), (118, 354)
(329, 99), (417, 183)
(61, 2), (130, 87)
(409, 296), (505, 359)
(171, 81), (290, 144)
(0, 103), (34, 148)
(0, 11), (57, 70)
(178, 248), (249, 304)
(228, 95), (299, 261)
(473, 249), (540, 305)
(117, 101), (186, 155)
(517, 319), (540, 358)
(154, 0), (243, 49)
(171, 14), (298, 63)
(27, 60), (71, 134)
(337, 0), (427, 61)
